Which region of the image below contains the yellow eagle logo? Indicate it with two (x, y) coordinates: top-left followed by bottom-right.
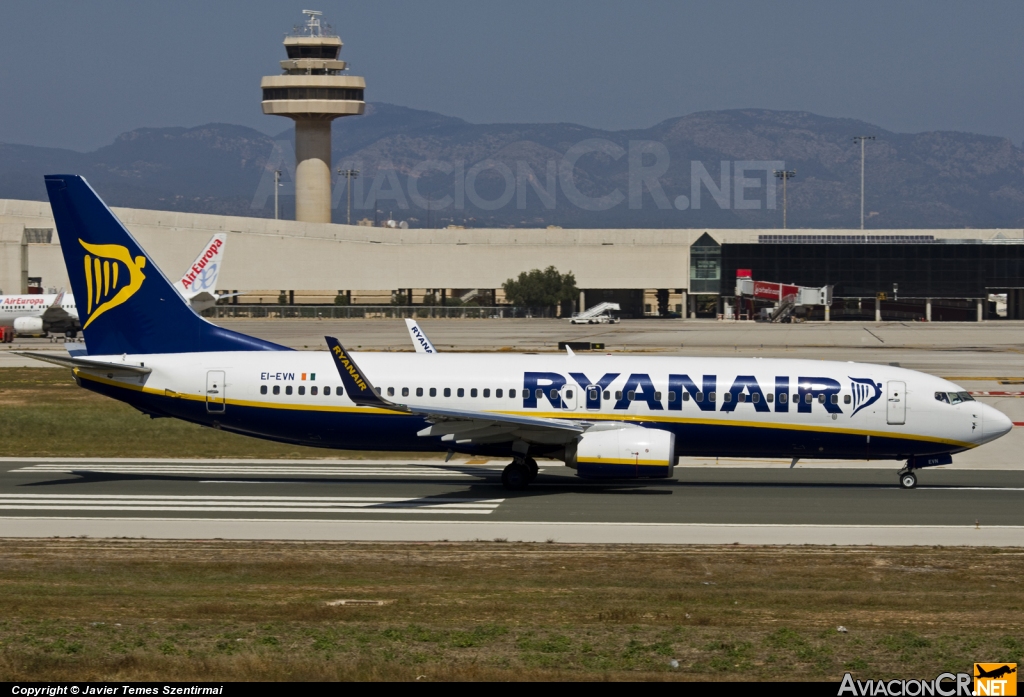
(79, 239), (147, 329)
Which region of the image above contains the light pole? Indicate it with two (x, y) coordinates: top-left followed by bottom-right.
(338, 168), (359, 225)
(273, 170), (282, 220)
(853, 136), (875, 229)
(773, 170), (796, 229)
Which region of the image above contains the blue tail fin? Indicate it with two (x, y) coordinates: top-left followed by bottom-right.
(45, 174), (288, 355)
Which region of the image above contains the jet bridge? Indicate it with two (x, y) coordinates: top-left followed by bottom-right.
(734, 270), (832, 322)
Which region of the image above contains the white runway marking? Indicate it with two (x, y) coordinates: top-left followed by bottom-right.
(8, 463), (500, 478)
(0, 494), (504, 515)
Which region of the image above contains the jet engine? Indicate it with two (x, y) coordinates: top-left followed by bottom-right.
(13, 317), (45, 336)
(566, 425), (676, 479)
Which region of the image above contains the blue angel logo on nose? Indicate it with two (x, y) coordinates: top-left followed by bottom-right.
(849, 377), (882, 417)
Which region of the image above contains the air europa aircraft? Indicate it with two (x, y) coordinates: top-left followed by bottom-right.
(22, 175), (1013, 490)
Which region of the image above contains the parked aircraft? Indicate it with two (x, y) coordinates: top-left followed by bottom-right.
(20, 175), (1014, 490)
(0, 233), (232, 337)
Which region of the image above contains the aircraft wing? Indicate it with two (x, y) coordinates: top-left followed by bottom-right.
(325, 336), (582, 446)
(14, 351), (152, 376)
(40, 289), (73, 324)
(405, 318), (437, 353)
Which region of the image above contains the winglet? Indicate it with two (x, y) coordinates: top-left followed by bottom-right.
(324, 336), (408, 412)
(404, 319), (437, 353)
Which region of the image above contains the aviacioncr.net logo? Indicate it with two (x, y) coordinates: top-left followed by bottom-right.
(79, 239), (147, 329)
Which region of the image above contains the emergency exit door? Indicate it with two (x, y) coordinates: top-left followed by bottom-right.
(559, 385), (577, 411)
(206, 371), (226, 413)
(886, 381), (905, 425)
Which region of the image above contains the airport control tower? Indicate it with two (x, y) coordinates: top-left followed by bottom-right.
(261, 10), (365, 223)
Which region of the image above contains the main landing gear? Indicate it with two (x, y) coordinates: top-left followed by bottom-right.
(898, 469), (917, 489)
(501, 457), (539, 491)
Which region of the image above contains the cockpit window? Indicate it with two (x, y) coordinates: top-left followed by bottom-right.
(948, 392), (963, 405)
(957, 391), (974, 402)
(935, 392), (949, 404)
(937, 391), (974, 405)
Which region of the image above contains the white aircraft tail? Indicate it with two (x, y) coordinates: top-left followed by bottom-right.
(405, 318), (437, 353)
(174, 233), (227, 300)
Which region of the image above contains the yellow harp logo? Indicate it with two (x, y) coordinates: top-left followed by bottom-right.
(79, 239), (147, 329)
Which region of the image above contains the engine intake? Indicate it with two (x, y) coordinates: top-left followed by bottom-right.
(568, 426), (676, 479)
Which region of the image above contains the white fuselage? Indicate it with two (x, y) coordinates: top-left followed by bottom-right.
(74, 351), (1011, 460)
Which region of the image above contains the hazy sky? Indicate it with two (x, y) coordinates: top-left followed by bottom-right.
(2, 0), (1022, 151)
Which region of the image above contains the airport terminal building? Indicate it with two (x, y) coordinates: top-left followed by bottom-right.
(2, 197), (1024, 321)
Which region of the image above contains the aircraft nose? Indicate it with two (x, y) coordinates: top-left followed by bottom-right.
(981, 403), (1013, 442)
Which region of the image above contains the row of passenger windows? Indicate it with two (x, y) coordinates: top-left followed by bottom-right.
(260, 384), (344, 397)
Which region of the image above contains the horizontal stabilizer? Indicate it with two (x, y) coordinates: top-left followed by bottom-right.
(15, 351), (151, 376)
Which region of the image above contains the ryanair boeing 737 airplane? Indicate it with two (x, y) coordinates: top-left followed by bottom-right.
(20, 175), (1013, 490)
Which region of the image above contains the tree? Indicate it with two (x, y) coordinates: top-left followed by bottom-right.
(502, 266), (578, 314)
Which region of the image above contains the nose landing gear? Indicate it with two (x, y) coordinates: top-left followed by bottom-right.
(898, 470), (917, 489)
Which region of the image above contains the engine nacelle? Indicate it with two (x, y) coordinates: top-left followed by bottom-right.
(13, 316), (45, 336)
(567, 426), (676, 479)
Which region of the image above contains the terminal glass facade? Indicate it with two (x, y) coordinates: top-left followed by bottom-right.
(689, 233), (721, 294)
(721, 242), (1024, 298)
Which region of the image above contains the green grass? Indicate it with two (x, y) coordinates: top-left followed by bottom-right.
(0, 541), (1021, 681)
(0, 368), (439, 459)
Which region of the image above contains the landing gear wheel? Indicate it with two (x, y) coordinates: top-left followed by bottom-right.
(502, 462), (531, 490)
(525, 457), (539, 483)
(899, 471), (917, 489)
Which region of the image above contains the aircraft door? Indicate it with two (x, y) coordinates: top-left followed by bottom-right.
(206, 370), (226, 413)
(585, 385), (601, 411)
(559, 385), (578, 411)
(886, 380), (905, 425)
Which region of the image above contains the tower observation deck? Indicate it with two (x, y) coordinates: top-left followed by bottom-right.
(261, 10), (365, 223)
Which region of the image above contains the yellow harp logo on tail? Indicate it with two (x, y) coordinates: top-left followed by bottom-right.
(79, 239), (147, 329)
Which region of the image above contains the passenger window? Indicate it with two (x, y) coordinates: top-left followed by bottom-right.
(260, 385), (268, 395)
(709, 392), (716, 402)
(779, 393), (787, 404)
(818, 394), (825, 404)
(723, 393), (732, 403)
(589, 389), (599, 401)
(311, 386), (318, 396)
(603, 391), (610, 400)
(667, 391), (675, 402)
(402, 387), (409, 397)
(286, 386), (293, 395)
(565, 389), (573, 399)
(549, 388), (558, 400)
(471, 388), (478, 397)
(536, 389), (543, 399)
(444, 388), (451, 397)
(324, 386), (331, 395)
(751, 393), (759, 403)
(457, 388), (465, 398)
(804, 394), (811, 404)
(683, 392), (690, 401)
(496, 389), (503, 398)
(736, 393), (745, 403)
(337, 388), (343, 396)
(509, 389), (516, 398)
(429, 387), (436, 397)
(298, 386), (305, 396)
(830, 394), (838, 404)
(695, 392), (703, 401)
(416, 387), (423, 397)
(654, 391), (661, 401)
(483, 389), (490, 398)
(766, 393), (773, 403)
(615, 391), (622, 400)
(375, 387), (381, 395)
(387, 387), (395, 397)
(273, 385), (280, 395)
(844, 394), (851, 404)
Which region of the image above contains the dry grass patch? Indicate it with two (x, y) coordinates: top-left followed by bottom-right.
(0, 540), (1021, 681)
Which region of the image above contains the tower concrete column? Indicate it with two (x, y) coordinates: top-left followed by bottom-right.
(294, 119), (334, 223)
(261, 10), (365, 224)
(925, 298), (932, 322)
(875, 297), (881, 322)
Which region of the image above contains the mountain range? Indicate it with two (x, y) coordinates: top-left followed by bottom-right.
(3, 103), (1023, 229)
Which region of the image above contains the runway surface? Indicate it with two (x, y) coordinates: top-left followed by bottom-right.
(2, 458), (1022, 545)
